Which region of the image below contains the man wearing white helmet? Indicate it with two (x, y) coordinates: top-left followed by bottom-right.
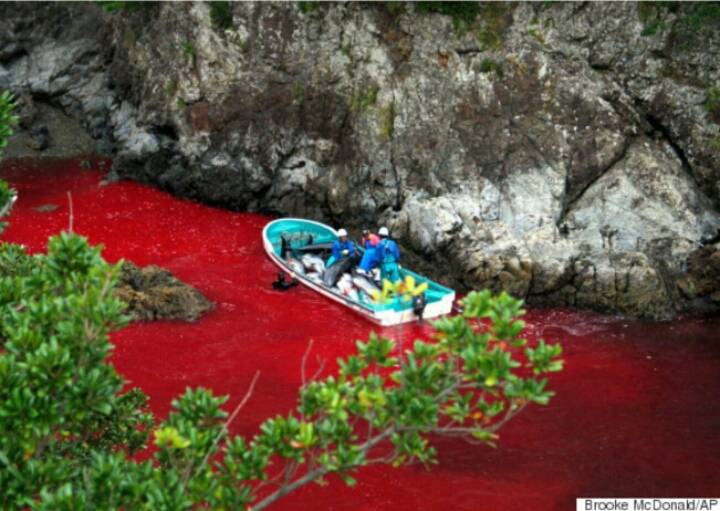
(328, 227), (356, 267)
(377, 226), (401, 283)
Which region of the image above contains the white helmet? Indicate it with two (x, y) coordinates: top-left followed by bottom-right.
(337, 228), (348, 237)
(378, 226), (389, 237)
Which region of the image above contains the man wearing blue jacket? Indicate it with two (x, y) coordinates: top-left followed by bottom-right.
(327, 228), (355, 267)
(377, 226), (401, 283)
(357, 230), (380, 274)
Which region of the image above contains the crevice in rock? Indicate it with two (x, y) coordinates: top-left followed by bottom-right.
(589, 61), (610, 71)
(152, 123), (179, 141)
(644, 112), (695, 178)
(557, 138), (630, 229)
(454, 47), (483, 56)
(0, 46), (28, 66)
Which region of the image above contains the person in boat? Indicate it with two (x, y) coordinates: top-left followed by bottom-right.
(327, 228), (356, 267)
(357, 229), (381, 277)
(377, 226), (401, 283)
(360, 229), (373, 248)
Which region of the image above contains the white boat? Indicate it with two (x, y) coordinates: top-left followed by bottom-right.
(262, 218), (455, 326)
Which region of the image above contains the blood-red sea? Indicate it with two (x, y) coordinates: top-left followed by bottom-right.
(2, 158), (719, 510)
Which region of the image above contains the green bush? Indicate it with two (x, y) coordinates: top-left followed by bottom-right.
(0, 233), (155, 508)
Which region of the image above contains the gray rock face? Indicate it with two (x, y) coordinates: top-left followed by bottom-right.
(0, 3), (116, 153)
(1, 1), (719, 318)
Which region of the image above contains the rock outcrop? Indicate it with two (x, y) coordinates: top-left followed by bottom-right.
(116, 261), (213, 322)
(1, 1), (719, 318)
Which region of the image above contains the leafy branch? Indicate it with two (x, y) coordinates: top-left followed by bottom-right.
(130, 291), (561, 511)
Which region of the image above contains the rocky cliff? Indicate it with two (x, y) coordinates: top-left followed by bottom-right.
(1, 1), (719, 318)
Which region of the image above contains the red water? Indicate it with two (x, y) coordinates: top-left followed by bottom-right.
(2, 158), (719, 510)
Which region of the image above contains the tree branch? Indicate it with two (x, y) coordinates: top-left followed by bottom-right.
(251, 428), (395, 511)
(300, 339), (314, 389)
(66, 191), (74, 233)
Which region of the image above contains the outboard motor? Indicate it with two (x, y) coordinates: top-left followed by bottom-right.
(412, 293), (427, 322)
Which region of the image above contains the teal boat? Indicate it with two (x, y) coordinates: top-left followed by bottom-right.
(262, 218), (455, 325)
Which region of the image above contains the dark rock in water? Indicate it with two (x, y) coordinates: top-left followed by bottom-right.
(115, 261), (214, 322)
(26, 125), (50, 151)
